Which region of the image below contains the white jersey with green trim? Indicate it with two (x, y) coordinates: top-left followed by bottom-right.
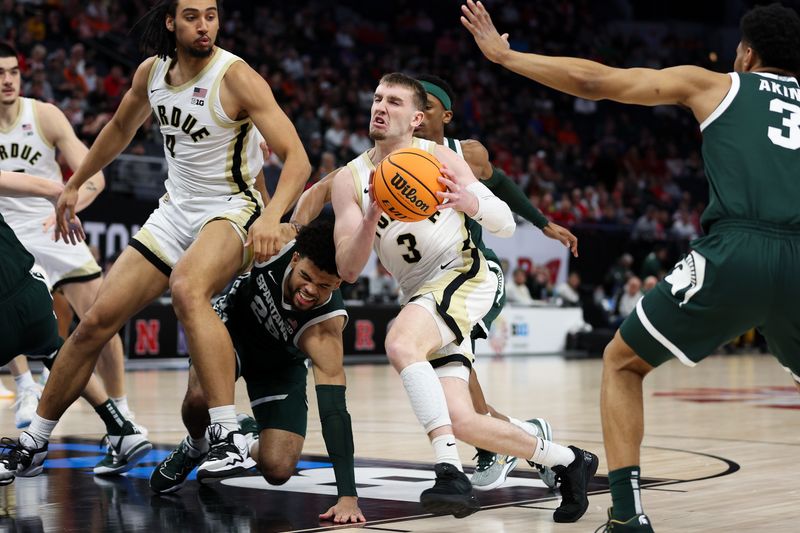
(0, 97), (62, 228)
(147, 47), (263, 198)
(347, 137), (481, 303)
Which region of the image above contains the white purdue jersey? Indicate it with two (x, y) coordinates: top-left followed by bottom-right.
(0, 97), (62, 228)
(147, 47), (263, 198)
(347, 137), (487, 303)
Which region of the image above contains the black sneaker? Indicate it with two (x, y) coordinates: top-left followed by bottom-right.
(420, 462), (481, 519)
(195, 424), (255, 484)
(150, 437), (207, 494)
(551, 446), (599, 523)
(595, 507), (655, 532)
(0, 433), (48, 485)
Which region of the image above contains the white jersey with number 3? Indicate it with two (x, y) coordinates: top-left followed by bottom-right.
(147, 47), (263, 198)
(347, 137), (486, 303)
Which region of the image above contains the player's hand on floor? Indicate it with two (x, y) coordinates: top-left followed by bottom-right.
(319, 496), (366, 524)
(246, 215), (284, 263)
(543, 222), (579, 257)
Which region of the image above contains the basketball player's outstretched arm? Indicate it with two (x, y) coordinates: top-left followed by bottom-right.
(223, 62), (312, 261)
(0, 170), (84, 244)
(55, 57), (158, 241)
(36, 102), (105, 214)
(461, 140), (579, 256)
(331, 168), (381, 283)
(301, 317), (366, 524)
(461, 0), (731, 122)
(291, 168), (339, 227)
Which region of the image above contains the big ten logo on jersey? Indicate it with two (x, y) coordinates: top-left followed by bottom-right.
(250, 272), (293, 341)
(154, 104), (210, 158)
(0, 142), (42, 166)
(191, 86), (207, 106)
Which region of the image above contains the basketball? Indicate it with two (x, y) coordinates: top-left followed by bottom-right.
(373, 148), (445, 222)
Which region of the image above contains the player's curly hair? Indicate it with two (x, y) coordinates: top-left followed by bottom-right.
(380, 72), (428, 111)
(132, 0), (222, 59)
(740, 3), (800, 75)
(295, 218), (339, 277)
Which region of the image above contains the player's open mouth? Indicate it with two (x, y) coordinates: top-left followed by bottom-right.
(372, 116), (386, 127)
(296, 290), (314, 305)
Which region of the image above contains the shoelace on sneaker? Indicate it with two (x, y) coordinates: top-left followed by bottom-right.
(0, 437), (29, 468)
(472, 450), (496, 472)
(206, 433), (235, 461)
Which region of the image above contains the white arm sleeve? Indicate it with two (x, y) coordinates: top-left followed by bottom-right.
(466, 181), (516, 237)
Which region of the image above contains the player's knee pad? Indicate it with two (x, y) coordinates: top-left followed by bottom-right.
(400, 361), (451, 433)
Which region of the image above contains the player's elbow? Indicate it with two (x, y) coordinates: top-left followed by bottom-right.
(337, 263), (360, 284)
(492, 219), (516, 238)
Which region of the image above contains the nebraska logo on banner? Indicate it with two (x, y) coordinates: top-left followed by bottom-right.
(482, 223), (570, 284)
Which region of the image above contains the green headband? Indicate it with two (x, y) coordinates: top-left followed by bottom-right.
(420, 81), (452, 111)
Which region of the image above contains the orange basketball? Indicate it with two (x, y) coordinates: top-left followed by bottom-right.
(373, 148), (445, 222)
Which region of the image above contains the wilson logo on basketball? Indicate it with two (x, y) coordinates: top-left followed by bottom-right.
(390, 173), (431, 211)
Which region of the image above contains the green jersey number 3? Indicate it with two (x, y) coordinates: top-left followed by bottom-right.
(768, 98), (800, 150)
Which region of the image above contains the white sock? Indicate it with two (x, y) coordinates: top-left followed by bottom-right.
(187, 435), (209, 457)
(14, 371), (36, 391)
(399, 362), (452, 433)
(432, 434), (463, 471)
(208, 405), (238, 434)
(530, 438), (575, 468)
(111, 396), (130, 417)
(23, 414), (58, 449)
(509, 417), (540, 437)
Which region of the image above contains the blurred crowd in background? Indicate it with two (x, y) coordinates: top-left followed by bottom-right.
(2, 0), (766, 350)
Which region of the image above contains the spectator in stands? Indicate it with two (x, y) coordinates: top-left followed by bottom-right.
(642, 275), (658, 293)
(369, 259), (399, 304)
(527, 266), (554, 301)
(605, 252), (634, 297)
(506, 268), (535, 306)
(616, 276), (642, 321)
(631, 205), (663, 241)
(555, 272), (582, 307)
(640, 246), (668, 279)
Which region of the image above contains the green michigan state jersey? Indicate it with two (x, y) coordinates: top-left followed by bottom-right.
(0, 212), (34, 297)
(214, 241), (347, 364)
(700, 72), (800, 231)
(443, 137), (501, 266)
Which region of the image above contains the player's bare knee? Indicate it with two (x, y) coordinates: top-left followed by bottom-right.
(603, 332), (652, 378)
(169, 277), (205, 319)
(384, 337), (417, 370)
(260, 462), (293, 485)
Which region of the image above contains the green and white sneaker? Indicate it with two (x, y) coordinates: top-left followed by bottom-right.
(94, 420), (152, 476)
(470, 448), (518, 491)
(526, 418), (557, 490)
(236, 413), (259, 453)
(595, 508), (654, 532)
(149, 437), (207, 494)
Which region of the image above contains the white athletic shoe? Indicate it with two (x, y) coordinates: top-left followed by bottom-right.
(14, 386), (41, 429)
(196, 423), (255, 484)
(471, 448), (519, 491)
(527, 418), (558, 490)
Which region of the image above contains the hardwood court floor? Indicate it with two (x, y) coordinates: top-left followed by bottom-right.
(1, 353), (798, 532)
